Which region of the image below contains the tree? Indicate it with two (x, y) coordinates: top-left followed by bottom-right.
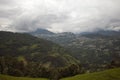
(0, 56), (7, 74)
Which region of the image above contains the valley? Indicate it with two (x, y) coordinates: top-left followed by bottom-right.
(30, 29), (120, 72)
(0, 30), (120, 80)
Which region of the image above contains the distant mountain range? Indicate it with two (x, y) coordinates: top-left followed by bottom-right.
(28, 28), (120, 37)
(29, 28), (120, 72)
(0, 30), (120, 79)
(80, 30), (120, 37)
(29, 29), (55, 35)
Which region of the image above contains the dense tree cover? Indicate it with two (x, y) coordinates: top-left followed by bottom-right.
(0, 31), (120, 80)
(0, 31), (82, 80)
(35, 31), (120, 72)
(0, 56), (82, 80)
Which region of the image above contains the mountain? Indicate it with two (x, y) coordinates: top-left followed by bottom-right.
(43, 32), (76, 45)
(32, 29), (120, 72)
(80, 30), (120, 38)
(0, 30), (120, 79)
(0, 31), (80, 79)
(29, 28), (55, 36)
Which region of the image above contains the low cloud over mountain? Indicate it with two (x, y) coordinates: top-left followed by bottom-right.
(0, 0), (120, 33)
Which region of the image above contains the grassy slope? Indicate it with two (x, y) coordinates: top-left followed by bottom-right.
(0, 75), (48, 80)
(61, 68), (120, 80)
(0, 68), (120, 80)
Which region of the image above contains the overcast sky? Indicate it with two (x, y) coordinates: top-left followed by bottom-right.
(0, 0), (120, 33)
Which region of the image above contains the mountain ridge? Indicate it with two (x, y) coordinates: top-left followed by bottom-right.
(30, 28), (120, 72)
(0, 31), (81, 79)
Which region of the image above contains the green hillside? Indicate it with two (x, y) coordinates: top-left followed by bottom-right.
(1, 68), (120, 80)
(0, 31), (79, 67)
(0, 31), (80, 79)
(0, 74), (48, 80)
(36, 31), (120, 72)
(61, 68), (120, 80)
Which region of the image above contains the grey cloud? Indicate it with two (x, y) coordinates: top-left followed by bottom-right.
(0, 0), (16, 5)
(0, 0), (120, 33)
(0, 8), (22, 18)
(10, 14), (68, 32)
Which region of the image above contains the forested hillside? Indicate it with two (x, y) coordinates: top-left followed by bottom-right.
(32, 30), (120, 72)
(0, 31), (81, 80)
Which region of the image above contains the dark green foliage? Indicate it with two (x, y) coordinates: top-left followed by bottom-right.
(0, 31), (81, 79)
(35, 31), (120, 72)
(0, 56), (81, 79)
